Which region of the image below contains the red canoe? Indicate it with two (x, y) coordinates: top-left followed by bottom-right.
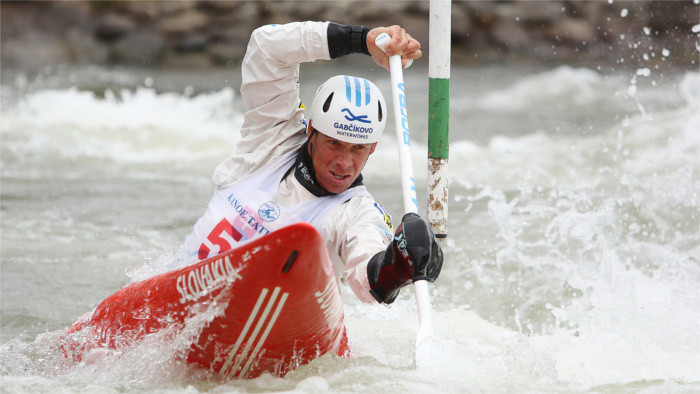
(60, 223), (349, 379)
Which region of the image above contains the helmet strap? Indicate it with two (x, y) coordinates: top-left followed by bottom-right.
(307, 122), (317, 155)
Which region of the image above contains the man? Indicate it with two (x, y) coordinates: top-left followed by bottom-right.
(183, 21), (442, 304)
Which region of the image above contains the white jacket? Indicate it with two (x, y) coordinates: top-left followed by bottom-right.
(212, 21), (392, 303)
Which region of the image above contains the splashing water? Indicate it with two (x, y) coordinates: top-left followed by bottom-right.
(1, 65), (698, 392)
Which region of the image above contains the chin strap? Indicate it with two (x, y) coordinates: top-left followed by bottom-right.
(292, 141), (332, 197)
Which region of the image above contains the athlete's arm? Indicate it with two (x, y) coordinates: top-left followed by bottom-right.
(237, 22), (416, 149)
(213, 21), (392, 186)
(321, 197), (393, 303)
(238, 22), (384, 148)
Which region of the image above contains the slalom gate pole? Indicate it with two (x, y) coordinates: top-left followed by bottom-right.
(428, 0), (451, 239)
(375, 33), (435, 349)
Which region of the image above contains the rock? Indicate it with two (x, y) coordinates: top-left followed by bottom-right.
(211, 23), (257, 48)
(163, 51), (214, 68)
(0, 0), (695, 70)
(547, 18), (596, 43)
(159, 10), (208, 35)
(321, 3), (354, 24)
(113, 29), (166, 66)
(489, 20), (532, 51)
(258, 1), (300, 25)
(492, 1), (565, 23)
(349, 3), (385, 21)
(175, 33), (209, 52)
(117, 1), (162, 23)
(231, 1), (260, 22)
(66, 27), (110, 64)
(117, 1), (197, 20)
(658, 29), (698, 67)
(1, 2), (43, 39)
(292, 1), (330, 18)
(0, 31), (72, 70)
(565, 1), (601, 20)
(95, 12), (137, 41)
(407, 1), (430, 15)
(451, 3), (473, 43)
(157, 0), (197, 16)
(394, 13), (429, 48)
(206, 3), (260, 39)
(40, 1), (92, 34)
(209, 42), (246, 67)
(262, 1), (309, 19)
(649, 1), (697, 30)
(595, 2), (649, 40)
(197, 0), (241, 12)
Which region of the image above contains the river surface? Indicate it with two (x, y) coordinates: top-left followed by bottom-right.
(1, 59), (698, 392)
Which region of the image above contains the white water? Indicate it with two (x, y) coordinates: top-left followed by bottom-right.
(1, 63), (698, 392)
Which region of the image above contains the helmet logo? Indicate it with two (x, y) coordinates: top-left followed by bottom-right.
(341, 108), (370, 124)
(312, 75), (384, 144)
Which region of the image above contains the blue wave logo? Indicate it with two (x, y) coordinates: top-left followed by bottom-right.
(258, 201), (280, 222)
(341, 108), (370, 124)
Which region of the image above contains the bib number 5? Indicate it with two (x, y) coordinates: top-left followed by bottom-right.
(198, 218), (243, 260)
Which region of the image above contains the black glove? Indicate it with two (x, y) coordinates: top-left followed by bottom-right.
(367, 213), (443, 304)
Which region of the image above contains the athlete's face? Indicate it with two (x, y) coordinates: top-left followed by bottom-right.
(308, 127), (377, 194)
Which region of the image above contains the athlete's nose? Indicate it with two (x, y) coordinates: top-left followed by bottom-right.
(334, 153), (353, 172)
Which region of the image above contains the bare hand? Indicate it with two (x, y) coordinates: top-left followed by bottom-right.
(366, 25), (422, 70)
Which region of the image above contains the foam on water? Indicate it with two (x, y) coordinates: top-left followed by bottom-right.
(1, 86), (242, 179)
(1, 273), (236, 392)
(439, 72), (699, 388)
(2, 67), (694, 183)
(1, 66), (698, 392)
(473, 66), (608, 112)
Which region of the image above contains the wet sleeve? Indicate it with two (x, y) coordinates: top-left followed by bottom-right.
(213, 22), (330, 185)
(322, 197), (394, 303)
(240, 21), (329, 113)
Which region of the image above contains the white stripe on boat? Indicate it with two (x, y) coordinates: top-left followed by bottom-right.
(239, 291), (288, 378)
(227, 287), (280, 378)
(219, 288), (269, 376)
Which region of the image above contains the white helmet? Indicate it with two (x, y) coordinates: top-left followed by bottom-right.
(309, 75), (386, 144)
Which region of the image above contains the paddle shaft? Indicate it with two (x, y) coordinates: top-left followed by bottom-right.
(375, 33), (434, 341)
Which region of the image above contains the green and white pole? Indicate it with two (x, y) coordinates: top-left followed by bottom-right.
(428, 0), (450, 239)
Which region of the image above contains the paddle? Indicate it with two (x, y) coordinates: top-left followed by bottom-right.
(375, 33), (435, 355)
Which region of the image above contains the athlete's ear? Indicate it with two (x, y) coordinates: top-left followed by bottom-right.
(369, 142), (377, 155)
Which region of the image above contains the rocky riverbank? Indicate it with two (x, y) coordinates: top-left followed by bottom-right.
(1, 1), (698, 72)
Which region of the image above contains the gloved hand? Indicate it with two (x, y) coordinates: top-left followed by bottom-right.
(367, 213), (443, 304)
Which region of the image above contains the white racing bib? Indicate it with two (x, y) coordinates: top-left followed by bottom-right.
(184, 150), (370, 261)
